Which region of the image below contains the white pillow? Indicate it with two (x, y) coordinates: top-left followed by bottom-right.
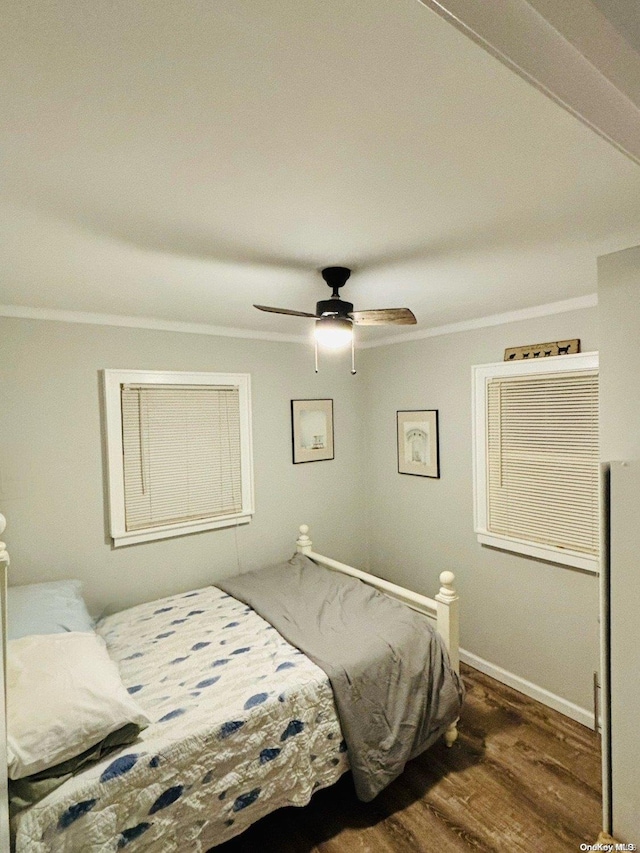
(7, 632), (150, 780)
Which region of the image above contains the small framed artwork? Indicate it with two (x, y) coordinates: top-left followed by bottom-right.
(397, 409), (440, 478)
(291, 399), (334, 464)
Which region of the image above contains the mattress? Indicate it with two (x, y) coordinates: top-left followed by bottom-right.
(13, 585), (349, 852)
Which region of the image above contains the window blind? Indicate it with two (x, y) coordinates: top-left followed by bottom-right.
(486, 371), (599, 556)
(121, 384), (242, 531)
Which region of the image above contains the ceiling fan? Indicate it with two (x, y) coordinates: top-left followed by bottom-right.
(254, 267), (416, 356)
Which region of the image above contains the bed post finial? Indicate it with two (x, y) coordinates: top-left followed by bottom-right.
(437, 571), (456, 602)
(296, 524), (312, 555)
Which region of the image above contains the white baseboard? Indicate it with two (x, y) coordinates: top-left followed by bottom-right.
(460, 648), (595, 729)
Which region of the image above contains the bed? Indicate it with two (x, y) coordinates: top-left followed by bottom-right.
(0, 519), (462, 852)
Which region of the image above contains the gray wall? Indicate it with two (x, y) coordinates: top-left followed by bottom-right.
(0, 317), (367, 615)
(361, 307), (600, 712)
(598, 245), (640, 842)
(0, 308), (602, 716)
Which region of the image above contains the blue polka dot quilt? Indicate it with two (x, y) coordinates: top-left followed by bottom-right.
(13, 585), (349, 852)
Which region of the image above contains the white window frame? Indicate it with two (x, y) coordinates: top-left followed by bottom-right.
(472, 351), (599, 573)
(103, 369), (254, 547)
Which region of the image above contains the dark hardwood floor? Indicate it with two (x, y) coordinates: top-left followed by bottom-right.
(218, 664), (602, 852)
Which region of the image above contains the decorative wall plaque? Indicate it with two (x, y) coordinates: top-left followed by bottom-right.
(504, 339), (580, 361)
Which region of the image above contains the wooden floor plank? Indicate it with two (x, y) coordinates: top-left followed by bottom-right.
(218, 664), (602, 852)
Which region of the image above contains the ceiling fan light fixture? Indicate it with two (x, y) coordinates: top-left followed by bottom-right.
(314, 316), (353, 349)
(253, 265), (415, 372)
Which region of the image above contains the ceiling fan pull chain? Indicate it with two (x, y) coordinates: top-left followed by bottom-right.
(351, 334), (356, 375)
(314, 336), (319, 373)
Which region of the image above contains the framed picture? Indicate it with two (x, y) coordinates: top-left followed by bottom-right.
(291, 399), (334, 464)
(397, 409), (440, 478)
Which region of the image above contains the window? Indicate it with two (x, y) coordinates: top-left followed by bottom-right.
(103, 370), (254, 546)
(472, 352), (599, 572)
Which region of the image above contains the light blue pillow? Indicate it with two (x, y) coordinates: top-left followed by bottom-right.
(7, 580), (94, 641)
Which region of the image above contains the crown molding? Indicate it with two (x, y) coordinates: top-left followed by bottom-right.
(0, 304), (308, 345)
(359, 293), (598, 349)
(0, 294), (597, 349)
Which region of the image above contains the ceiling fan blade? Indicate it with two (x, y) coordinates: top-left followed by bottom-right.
(254, 305), (317, 318)
(350, 308), (416, 325)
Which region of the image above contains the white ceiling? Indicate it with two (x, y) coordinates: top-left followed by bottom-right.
(2, 0), (640, 342)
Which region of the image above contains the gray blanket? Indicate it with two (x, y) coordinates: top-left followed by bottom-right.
(218, 553), (464, 801)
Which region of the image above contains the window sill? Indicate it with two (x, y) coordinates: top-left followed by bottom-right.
(112, 513), (253, 548)
(476, 531), (599, 573)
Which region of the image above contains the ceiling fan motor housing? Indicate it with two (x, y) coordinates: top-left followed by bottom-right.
(316, 298), (354, 317)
